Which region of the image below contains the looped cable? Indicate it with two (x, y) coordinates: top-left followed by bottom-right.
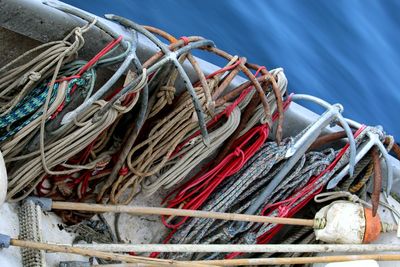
(314, 191), (371, 209)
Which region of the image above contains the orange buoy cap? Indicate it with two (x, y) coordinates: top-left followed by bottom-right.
(363, 207), (381, 244)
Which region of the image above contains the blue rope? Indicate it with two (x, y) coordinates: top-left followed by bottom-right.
(0, 78), (87, 142)
(0, 84), (55, 129)
(0, 45), (123, 143)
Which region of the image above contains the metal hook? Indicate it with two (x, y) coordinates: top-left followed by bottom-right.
(284, 95), (356, 175)
(104, 14), (215, 146)
(43, 1), (142, 126)
(61, 38), (139, 125)
(44, 3), (211, 142)
(227, 94), (356, 235)
(246, 93), (356, 213)
(327, 121), (393, 195)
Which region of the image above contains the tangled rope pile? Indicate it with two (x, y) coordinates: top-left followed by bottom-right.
(2, 3), (399, 263)
(1, 4), (286, 205)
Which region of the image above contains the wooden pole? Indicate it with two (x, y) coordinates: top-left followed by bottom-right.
(72, 243), (400, 253)
(94, 254), (400, 266)
(51, 201), (315, 227)
(197, 254), (400, 266)
(9, 239), (213, 267)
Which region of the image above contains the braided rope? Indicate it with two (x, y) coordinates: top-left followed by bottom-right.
(349, 161), (374, 193)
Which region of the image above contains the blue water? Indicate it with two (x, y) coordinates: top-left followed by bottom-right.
(63, 0), (400, 139)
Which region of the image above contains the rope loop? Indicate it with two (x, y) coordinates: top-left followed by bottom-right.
(28, 71), (42, 82)
(157, 86), (176, 105)
(233, 147), (244, 158)
(314, 191), (370, 207)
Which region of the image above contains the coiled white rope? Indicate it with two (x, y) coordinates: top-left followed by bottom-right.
(142, 105), (241, 195)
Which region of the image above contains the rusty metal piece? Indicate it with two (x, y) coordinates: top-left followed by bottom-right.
(215, 74), (270, 106)
(187, 54), (214, 115)
(308, 131), (347, 151)
(390, 142), (400, 160)
(212, 57), (247, 100)
(371, 146), (382, 217)
(145, 38), (281, 137)
(205, 47), (273, 128)
(246, 62), (285, 144)
(143, 25), (178, 43)
(142, 36), (204, 68)
(143, 27), (214, 116)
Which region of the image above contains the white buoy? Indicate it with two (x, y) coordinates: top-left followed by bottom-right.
(314, 201), (382, 244)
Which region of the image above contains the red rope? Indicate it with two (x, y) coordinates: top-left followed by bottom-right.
(34, 123), (118, 199)
(53, 36), (123, 84)
(205, 59), (242, 80)
(78, 36), (124, 77)
(162, 95), (292, 229)
(50, 36), (123, 119)
(225, 125), (366, 259)
(173, 67), (267, 156)
(162, 126), (268, 229)
(179, 36), (190, 46)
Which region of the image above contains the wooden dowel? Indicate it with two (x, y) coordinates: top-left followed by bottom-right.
(92, 253), (400, 267)
(196, 254), (400, 266)
(51, 201), (315, 227)
(9, 239), (212, 267)
(73, 243), (400, 253)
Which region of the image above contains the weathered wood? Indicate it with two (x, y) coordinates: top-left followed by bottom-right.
(51, 201), (315, 227)
(73, 243), (400, 253)
(197, 254), (400, 266)
(10, 239), (212, 267)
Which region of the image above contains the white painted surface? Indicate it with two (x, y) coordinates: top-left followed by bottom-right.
(0, 189), (168, 266)
(0, 152), (7, 206)
(0, 203), (87, 267)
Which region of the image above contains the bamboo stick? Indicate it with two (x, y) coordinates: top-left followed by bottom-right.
(9, 239), (213, 267)
(94, 254), (400, 266)
(72, 243), (400, 253)
(197, 254), (400, 266)
(51, 201), (315, 227)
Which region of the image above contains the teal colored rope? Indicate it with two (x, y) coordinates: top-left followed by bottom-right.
(0, 43), (127, 143)
(0, 83), (59, 129)
(0, 78), (87, 142)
